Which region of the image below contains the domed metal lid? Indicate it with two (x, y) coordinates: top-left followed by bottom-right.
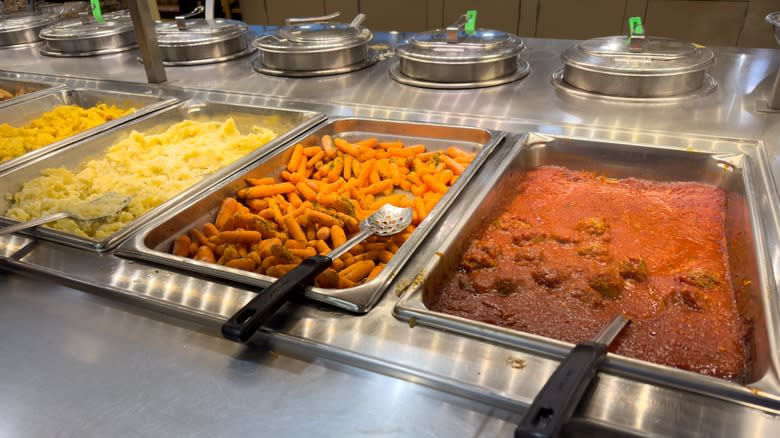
(562, 20), (714, 76)
(254, 12), (371, 52)
(40, 9), (134, 41)
(156, 18), (248, 47)
(398, 12), (523, 63)
(766, 11), (780, 26)
(0, 11), (58, 33)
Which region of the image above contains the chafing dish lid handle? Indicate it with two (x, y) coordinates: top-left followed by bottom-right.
(175, 5), (205, 31)
(446, 9), (478, 42)
(515, 315), (630, 438)
(286, 11), (341, 27)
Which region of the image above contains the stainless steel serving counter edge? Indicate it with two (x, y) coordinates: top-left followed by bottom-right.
(1, 35), (780, 438)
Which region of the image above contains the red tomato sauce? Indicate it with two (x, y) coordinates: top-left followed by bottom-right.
(430, 166), (748, 381)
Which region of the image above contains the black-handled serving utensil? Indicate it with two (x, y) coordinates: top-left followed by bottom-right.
(221, 204), (413, 343)
(515, 314), (631, 438)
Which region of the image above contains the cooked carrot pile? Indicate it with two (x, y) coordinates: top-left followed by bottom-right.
(171, 135), (476, 288)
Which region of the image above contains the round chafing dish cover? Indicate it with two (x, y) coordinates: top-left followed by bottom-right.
(254, 18), (372, 72)
(155, 18), (251, 63)
(0, 12), (58, 46)
(397, 28), (525, 83)
(561, 35), (715, 98)
(40, 9), (137, 55)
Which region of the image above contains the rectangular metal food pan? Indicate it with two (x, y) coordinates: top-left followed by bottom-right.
(394, 133), (780, 409)
(0, 77), (65, 110)
(0, 87), (178, 174)
(117, 117), (506, 313)
(0, 99), (326, 252)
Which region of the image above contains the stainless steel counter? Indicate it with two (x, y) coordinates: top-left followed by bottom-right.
(2, 35), (780, 437)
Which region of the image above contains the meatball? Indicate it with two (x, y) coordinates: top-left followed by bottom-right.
(493, 278), (519, 296)
(665, 287), (707, 311)
(619, 257), (649, 282)
(588, 270), (625, 299)
(512, 230), (546, 246)
(680, 269), (720, 289)
(576, 217), (610, 236)
(461, 239), (501, 271)
(576, 241), (610, 261)
(531, 267), (565, 289)
(514, 247), (545, 265)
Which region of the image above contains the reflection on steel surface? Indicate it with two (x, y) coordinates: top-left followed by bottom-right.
(1, 64), (780, 436)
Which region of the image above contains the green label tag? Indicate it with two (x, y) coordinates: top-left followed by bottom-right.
(465, 10), (477, 35)
(628, 16), (644, 37)
(90, 0), (105, 24)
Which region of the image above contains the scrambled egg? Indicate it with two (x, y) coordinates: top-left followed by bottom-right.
(4, 118), (276, 240)
(0, 103), (133, 163)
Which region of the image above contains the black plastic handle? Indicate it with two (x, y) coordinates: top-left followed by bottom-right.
(221, 255), (332, 343)
(515, 342), (608, 438)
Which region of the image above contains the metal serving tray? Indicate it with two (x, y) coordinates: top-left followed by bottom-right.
(0, 87), (178, 174)
(0, 99), (325, 252)
(118, 117), (505, 313)
(0, 77), (64, 109)
(394, 133), (780, 409)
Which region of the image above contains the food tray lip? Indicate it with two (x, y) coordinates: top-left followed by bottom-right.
(0, 87), (180, 175)
(0, 77), (66, 110)
(0, 98), (327, 253)
(392, 132), (780, 411)
(116, 116), (507, 313)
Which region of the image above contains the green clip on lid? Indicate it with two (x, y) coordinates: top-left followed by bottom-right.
(90, 0), (105, 24)
(627, 16), (645, 52)
(628, 16), (644, 38)
(465, 10), (477, 35)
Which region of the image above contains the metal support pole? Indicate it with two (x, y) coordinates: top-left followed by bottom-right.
(769, 67), (780, 110)
(127, 0), (167, 84)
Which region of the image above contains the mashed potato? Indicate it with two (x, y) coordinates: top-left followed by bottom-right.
(0, 103), (133, 163)
(4, 118), (277, 240)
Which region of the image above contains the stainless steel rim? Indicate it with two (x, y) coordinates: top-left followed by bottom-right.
(389, 58), (531, 89)
(252, 51), (378, 77)
(139, 46), (257, 67)
(551, 69), (717, 103)
(40, 43), (138, 58)
(0, 39), (43, 49)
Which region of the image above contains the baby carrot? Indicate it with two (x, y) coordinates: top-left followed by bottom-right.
(322, 135), (338, 159)
(287, 144), (304, 172)
(238, 182), (295, 199)
(214, 197), (239, 230)
(173, 235), (191, 257)
(341, 260), (376, 283)
(245, 177), (275, 186)
(194, 245), (216, 263)
(330, 225), (347, 248)
(440, 154), (466, 175)
(217, 230), (262, 245)
(284, 214), (306, 242)
(225, 258), (256, 272)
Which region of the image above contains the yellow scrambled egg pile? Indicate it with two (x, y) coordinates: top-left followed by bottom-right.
(4, 118), (276, 240)
(0, 103), (133, 164)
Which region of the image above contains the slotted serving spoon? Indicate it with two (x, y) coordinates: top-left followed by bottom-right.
(0, 192), (132, 236)
(222, 204), (413, 343)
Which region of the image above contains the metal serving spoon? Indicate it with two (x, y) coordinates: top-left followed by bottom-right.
(0, 192), (132, 236)
(222, 204), (413, 343)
